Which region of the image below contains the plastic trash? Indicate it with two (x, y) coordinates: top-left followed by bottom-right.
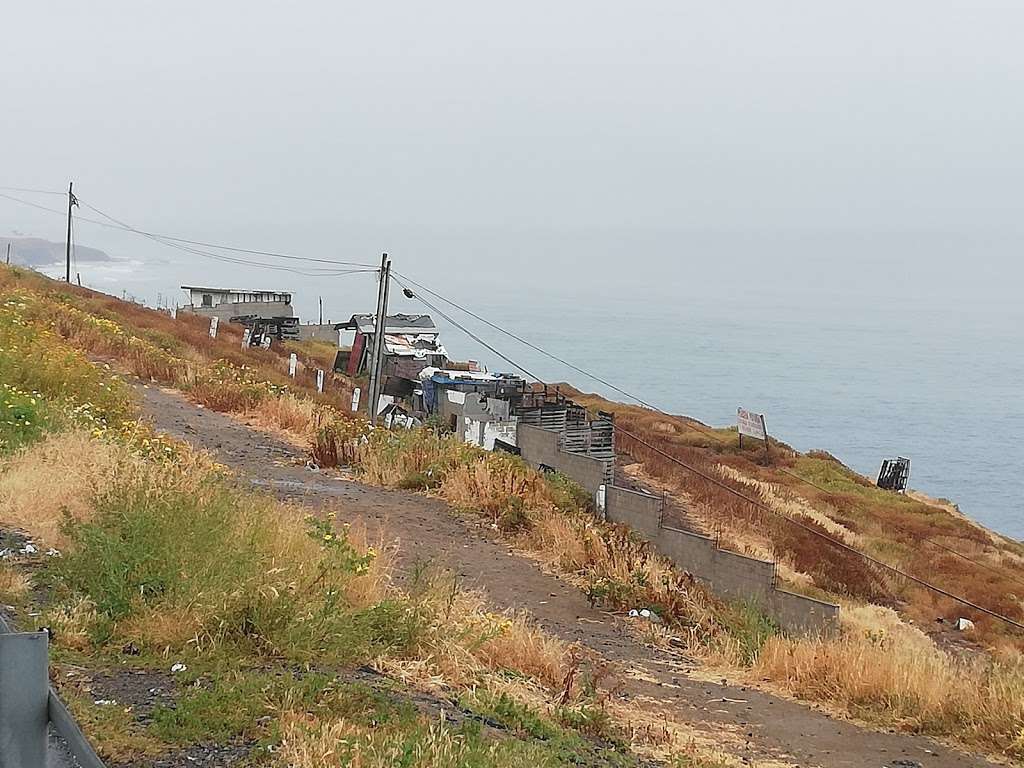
(955, 617), (975, 632)
(170, 662), (188, 673)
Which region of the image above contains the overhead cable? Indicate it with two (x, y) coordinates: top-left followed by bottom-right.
(395, 271), (1024, 631)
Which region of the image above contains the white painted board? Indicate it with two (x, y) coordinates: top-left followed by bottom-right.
(737, 407), (767, 440)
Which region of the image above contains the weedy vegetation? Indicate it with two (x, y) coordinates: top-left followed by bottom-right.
(3, 265), (1024, 762)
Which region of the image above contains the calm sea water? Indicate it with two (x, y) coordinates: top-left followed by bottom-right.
(37, 252), (1024, 539)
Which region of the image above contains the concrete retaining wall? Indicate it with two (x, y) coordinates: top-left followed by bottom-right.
(296, 323), (339, 342)
(604, 485), (663, 540)
(605, 485), (838, 635)
(517, 424), (608, 494)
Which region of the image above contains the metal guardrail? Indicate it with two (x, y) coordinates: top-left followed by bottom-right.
(0, 612), (106, 768)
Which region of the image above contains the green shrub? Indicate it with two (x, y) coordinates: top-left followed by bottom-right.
(52, 472), (420, 662)
(721, 601), (777, 664)
(0, 383), (49, 453)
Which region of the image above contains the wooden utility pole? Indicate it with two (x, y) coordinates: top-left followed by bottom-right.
(5, 243), (10, 265)
(366, 253), (391, 424)
(64, 181), (76, 283)
(319, 296), (323, 325)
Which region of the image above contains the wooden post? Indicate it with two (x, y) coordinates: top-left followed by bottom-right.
(366, 253), (390, 424)
(760, 414), (771, 462)
(65, 181), (74, 282)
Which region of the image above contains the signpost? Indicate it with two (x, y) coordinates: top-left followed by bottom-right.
(351, 387), (361, 413)
(316, 369), (325, 393)
(208, 316), (219, 338)
(241, 328), (251, 349)
(737, 407), (770, 459)
(288, 353), (297, 377)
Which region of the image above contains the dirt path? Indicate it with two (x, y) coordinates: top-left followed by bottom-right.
(134, 383), (996, 768)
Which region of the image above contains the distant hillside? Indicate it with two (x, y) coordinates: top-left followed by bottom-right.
(0, 236), (111, 266)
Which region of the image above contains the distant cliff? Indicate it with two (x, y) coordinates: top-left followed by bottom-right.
(0, 236), (111, 266)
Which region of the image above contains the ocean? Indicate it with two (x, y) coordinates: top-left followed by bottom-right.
(34, 245), (1024, 540)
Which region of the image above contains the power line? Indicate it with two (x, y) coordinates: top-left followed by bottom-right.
(393, 271), (663, 411)
(78, 201), (374, 278)
(612, 422), (1024, 630)
(77, 199), (377, 268)
(390, 274), (544, 382)
(392, 270), (1024, 593)
(0, 188), (378, 270)
(395, 272), (1024, 631)
(0, 185), (66, 196)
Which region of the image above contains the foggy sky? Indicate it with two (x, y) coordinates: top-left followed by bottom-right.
(2, 1), (1023, 316)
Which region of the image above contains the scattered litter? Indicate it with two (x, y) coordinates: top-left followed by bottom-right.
(955, 617), (975, 632)
(46, 548), (61, 557)
(627, 607), (663, 623)
(707, 697), (748, 704)
(93, 699), (117, 706)
(305, 460), (320, 473)
(122, 642), (140, 656)
(170, 662), (188, 673)
(20, 543), (37, 555)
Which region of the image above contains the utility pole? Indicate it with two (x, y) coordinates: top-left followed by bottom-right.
(5, 243), (10, 265)
(319, 296), (323, 325)
(64, 181), (77, 283)
(366, 253), (391, 425)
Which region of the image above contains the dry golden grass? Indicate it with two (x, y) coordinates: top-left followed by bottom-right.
(44, 597), (100, 651)
(0, 431), (127, 547)
(247, 393), (319, 437)
(278, 713), (467, 768)
(754, 607), (1024, 757)
(526, 509), (739, 662)
(440, 455), (551, 525)
(0, 562), (30, 600)
(378, 583), (572, 694)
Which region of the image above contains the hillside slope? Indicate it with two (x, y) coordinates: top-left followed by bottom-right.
(1, 265), (1022, 764)
(564, 386), (1024, 648)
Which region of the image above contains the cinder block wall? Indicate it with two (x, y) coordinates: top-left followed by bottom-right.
(517, 424), (607, 494)
(604, 485), (838, 635)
